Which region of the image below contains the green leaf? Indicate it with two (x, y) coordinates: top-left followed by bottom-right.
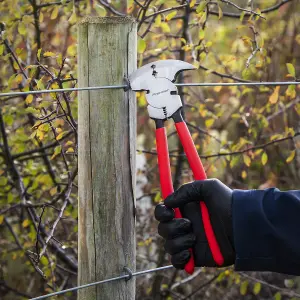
(198, 29), (205, 41)
(0, 44), (4, 55)
(165, 11), (177, 21)
(274, 292), (281, 300)
(0, 177), (8, 186)
(286, 63), (296, 77)
(253, 282), (261, 295)
(40, 256), (49, 266)
(240, 280), (248, 295)
(261, 152), (268, 165)
(286, 150), (296, 163)
(37, 48), (42, 60)
(137, 38), (146, 54)
(196, 1), (207, 13)
(18, 22), (26, 35)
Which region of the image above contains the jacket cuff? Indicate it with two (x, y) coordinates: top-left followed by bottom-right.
(232, 189), (275, 272)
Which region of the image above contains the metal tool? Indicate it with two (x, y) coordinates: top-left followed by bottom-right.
(129, 59), (224, 274)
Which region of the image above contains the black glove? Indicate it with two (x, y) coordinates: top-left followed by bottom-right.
(154, 179), (235, 269)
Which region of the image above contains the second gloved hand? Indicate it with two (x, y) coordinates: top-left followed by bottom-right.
(155, 179), (235, 269)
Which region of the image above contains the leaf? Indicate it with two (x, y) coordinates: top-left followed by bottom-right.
(243, 154), (251, 167)
(137, 38), (146, 54)
(39, 12), (44, 23)
(240, 280), (248, 295)
(25, 94), (33, 104)
(218, 5), (223, 19)
(198, 29), (205, 40)
(253, 282), (261, 295)
(261, 152), (268, 165)
(18, 22), (26, 35)
(22, 219), (30, 228)
(205, 118), (214, 128)
(15, 74), (23, 84)
(0, 177), (8, 186)
(241, 170), (247, 179)
(0, 44), (4, 55)
(269, 86), (280, 104)
(286, 63), (295, 77)
(51, 6), (59, 20)
(190, 0), (196, 7)
(286, 150), (296, 163)
(66, 147), (74, 153)
(155, 14), (161, 27)
(40, 256), (49, 266)
(154, 192), (161, 203)
(56, 131), (66, 140)
(43, 51), (56, 57)
(160, 22), (170, 33)
(196, 1), (207, 13)
(50, 187), (58, 196)
(274, 292), (281, 300)
(37, 48), (42, 60)
(0, 215), (4, 225)
(166, 11), (177, 21)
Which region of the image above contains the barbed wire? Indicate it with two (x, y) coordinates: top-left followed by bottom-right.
(0, 81), (299, 98)
(30, 265), (173, 300)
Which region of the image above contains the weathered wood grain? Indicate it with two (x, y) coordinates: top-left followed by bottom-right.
(78, 16), (137, 300)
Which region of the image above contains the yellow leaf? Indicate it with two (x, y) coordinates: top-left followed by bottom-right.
(286, 150), (296, 163)
(51, 6), (59, 20)
(241, 170), (247, 179)
(50, 187), (57, 196)
(190, 0), (196, 7)
(18, 23), (26, 35)
(39, 12), (44, 23)
(0, 215), (4, 225)
(196, 1), (206, 13)
(269, 86), (280, 104)
(137, 38), (146, 54)
(261, 152), (268, 165)
(43, 51), (56, 57)
(243, 154), (251, 167)
(25, 94), (33, 104)
(160, 22), (170, 33)
(15, 74), (23, 84)
(154, 192), (161, 203)
(218, 5), (223, 19)
(56, 131), (66, 140)
(66, 147), (74, 153)
(166, 11), (177, 21)
(22, 219), (30, 228)
(155, 14), (161, 27)
(205, 118), (214, 128)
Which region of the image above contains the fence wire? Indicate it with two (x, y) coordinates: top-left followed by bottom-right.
(30, 265), (173, 300)
(0, 81), (299, 98)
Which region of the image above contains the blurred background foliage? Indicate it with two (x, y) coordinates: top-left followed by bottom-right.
(0, 0), (299, 299)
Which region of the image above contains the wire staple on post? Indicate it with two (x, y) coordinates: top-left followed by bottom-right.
(123, 266), (133, 281)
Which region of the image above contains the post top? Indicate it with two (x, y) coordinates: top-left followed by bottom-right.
(79, 16), (136, 25)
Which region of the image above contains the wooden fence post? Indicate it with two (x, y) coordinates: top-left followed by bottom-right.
(78, 17), (136, 300)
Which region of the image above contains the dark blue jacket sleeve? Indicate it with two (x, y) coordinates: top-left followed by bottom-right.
(232, 188), (300, 275)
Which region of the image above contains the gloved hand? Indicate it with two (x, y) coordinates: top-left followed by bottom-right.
(154, 179), (235, 269)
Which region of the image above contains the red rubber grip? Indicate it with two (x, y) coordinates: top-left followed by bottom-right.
(175, 122), (224, 266)
(156, 128), (195, 274)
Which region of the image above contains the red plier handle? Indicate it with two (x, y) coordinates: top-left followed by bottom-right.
(155, 113), (224, 274)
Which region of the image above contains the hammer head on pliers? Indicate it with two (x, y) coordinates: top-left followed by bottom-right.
(129, 60), (196, 120)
